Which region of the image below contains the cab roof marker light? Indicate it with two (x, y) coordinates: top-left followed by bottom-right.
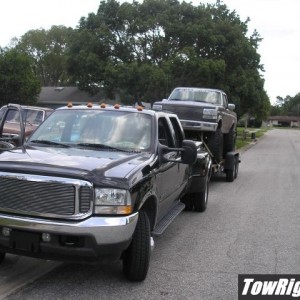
(67, 102), (73, 108)
(100, 103), (106, 108)
(137, 106), (143, 111)
(87, 102), (93, 108)
(114, 104), (120, 109)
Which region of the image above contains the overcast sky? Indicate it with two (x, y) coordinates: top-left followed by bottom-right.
(1, 0), (299, 104)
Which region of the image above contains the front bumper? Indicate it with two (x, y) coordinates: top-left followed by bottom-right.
(0, 212), (139, 262)
(180, 119), (218, 132)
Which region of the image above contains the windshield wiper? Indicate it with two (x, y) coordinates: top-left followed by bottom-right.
(75, 143), (140, 153)
(29, 140), (70, 148)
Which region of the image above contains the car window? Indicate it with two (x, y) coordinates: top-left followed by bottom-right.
(169, 88), (221, 104)
(169, 117), (184, 147)
(158, 117), (174, 147)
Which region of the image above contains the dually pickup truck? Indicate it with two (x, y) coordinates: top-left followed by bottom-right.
(0, 103), (211, 281)
(153, 87), (237, 162)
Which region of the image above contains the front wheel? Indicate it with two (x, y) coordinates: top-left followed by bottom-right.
(123, 211), (151, 281)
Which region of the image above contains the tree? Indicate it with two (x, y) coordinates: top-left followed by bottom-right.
(0, 48), (41, 106)
(66, 0), (270, 118)
(15, 26), (74, 86)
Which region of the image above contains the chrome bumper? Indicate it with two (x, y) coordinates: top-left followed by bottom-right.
(0, 212), (139, 245)
(180, 119), (218, 132)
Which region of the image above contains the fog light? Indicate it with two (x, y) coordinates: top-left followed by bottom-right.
(42, 233), (51, 242)
(2, 227), (11, 237)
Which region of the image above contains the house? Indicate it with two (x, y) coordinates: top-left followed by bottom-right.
(267, 116), (300, 127)
(37, 86), (118, 109)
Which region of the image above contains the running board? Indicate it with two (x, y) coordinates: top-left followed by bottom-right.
(152, 202), (185, 236)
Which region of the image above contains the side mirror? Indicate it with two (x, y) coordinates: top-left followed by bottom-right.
(228, 103), (235, 110)
(158, 139), (197, 165)
(180, 140), (197, 164)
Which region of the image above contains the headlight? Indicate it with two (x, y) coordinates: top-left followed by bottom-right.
(152, 104), (162, 111)
(94, 188), (132, 214)
(203, 109), (218, 119)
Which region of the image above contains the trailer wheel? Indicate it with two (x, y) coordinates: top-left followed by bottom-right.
(206, 129), (224, 162)
(226, 157), (238, 182)
(234, 158), (239, 179)
(226, 168), (234, 182)
(0, 251), (5, 264)
(192, 175), (209, 212)
(123, 211), (151, 282)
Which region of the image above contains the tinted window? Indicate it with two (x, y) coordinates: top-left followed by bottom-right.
(169, 117), (184, 147)
(158, 117), (174, 147)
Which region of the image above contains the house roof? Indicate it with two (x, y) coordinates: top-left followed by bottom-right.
(267, 116), (300, 122)
(37, 87), (116, 107)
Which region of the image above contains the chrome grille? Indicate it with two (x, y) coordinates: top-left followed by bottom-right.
(0, 172), (93, 219)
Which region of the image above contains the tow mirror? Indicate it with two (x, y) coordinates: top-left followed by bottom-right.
(180, 140), (197, 164)
(158, 139), (197, 165)
(228, 103), (235, 110)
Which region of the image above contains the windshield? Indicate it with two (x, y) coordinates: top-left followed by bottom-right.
(5, 108), (44, 126)
(28, 109), (153, 152)
(169, 88), (221, 105)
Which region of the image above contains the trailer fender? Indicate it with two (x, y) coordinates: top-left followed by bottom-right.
(224, 152), (240, 171)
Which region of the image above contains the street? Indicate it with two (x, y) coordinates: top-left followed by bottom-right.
(1, 128), (300, 300)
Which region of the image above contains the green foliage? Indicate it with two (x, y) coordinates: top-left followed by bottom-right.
(15, 26), (74, 86)
(65, 0), (270, 117)
(2, 0), (272, 120)
(271, 93), (300, 116)
(0, 48), (41, 106)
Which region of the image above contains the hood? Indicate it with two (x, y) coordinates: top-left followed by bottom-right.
(0, 146), (153, 188)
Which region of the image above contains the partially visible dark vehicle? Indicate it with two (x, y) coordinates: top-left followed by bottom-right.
(0, 104), (53, 138)
(153, 87), (237, 162)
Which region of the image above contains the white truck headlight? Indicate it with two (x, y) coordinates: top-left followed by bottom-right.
(203, 108), (218, 119)
(152, 104), (162, 111)
(94, 188), (132, 214)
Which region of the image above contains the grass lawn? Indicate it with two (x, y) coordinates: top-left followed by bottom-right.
(236, 127), (269, 149)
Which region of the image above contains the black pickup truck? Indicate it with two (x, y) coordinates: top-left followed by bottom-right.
(0, 103), (211, 281)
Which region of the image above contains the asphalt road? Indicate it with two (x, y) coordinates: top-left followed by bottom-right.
(1, 128), (300, 300)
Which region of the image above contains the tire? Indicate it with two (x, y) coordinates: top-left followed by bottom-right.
(182, 194), (194, 211)
(123, 211), (151, 282)
(226, 162), (237, 182)
(206, 128), (224, 162)
(226, 168), (234, 182)
(224, 127), (236, 154)
(192, 175), (209, 212)
(226, 156), (239, 182)
(234, 157), (239, 179)
(0, 252), (5, 264)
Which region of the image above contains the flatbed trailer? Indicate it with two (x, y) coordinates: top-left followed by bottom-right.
(184, 130), (240, 182)
(210, 151), (240, 182)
